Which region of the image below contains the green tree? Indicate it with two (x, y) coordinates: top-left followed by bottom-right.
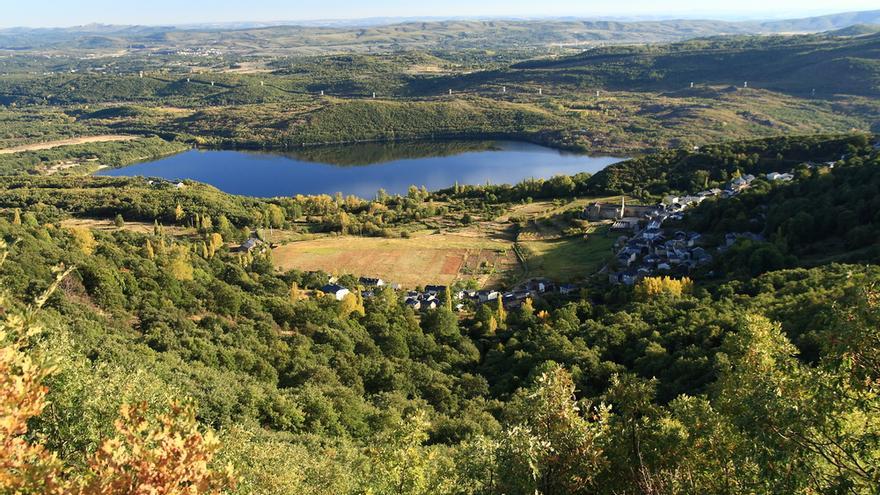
(496, 364), (610, 495)
(216, 215), (232, 236)
(711, 313), (880, 493)
(289, 282), (302, 303)
(357, 411), (454, 495)
(495, 297), (507, 329)
(442, 287), (454, 312)
(143, 239), (155, 260)
(339, 292), (364, 318)
(212, 282), (242, 317)
(422, 307), (460, 345)
(266, 205), (285, 229)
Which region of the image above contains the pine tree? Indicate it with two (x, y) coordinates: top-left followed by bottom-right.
(143, 239), (155, 260)
(200, 215), (212, 233)
(156, 238), (167, 256)
(496, 297), (507, 328)
(442, 287), (454, 311)
(487, 315), (498, 336)
(174, 203), (184, 222)
(114, 214), (125, 228)
(169, 247), (194, 281)
(208, 233), (223, 254)
(634, 276), (693, 300)
(354, 288), (366, 316)
(216, 215), (232, 236)
(338, 211), (350, 234)
(289, 282), (302, 303)
(68, 226), (97, 256)
(521, 297), (534, 315)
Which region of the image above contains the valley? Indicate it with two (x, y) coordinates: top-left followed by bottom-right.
(0, 7), (879, 495)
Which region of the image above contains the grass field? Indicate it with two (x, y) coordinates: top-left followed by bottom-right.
(0, 135), (135, 154)
(272, 233), (519, 288)
(60, 218), (195, 237)
(271, 196), (622, 287)
(518, 227), (615, 282)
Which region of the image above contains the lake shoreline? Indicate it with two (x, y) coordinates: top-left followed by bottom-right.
(98, 140), (627, 198)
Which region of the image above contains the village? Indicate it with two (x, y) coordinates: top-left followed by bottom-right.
(601, 168), (801, 285)
(317, 277), (571, 312)
(239, 163), (805, 315)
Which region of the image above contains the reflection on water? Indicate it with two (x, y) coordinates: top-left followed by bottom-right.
(281, 140), (502, 166)
(99, 140), (625, 198)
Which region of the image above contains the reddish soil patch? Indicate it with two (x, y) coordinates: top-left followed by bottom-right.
(441, 253), (466, 275)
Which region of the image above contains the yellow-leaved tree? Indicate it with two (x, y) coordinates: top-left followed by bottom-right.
(0, 243), (235, 494)
(0, 303), (67, 494)
(67, 227), (97, 256)
(634, 276), (693, 300)
(80, 402), (235, 495)
(168, 245), (194, 281)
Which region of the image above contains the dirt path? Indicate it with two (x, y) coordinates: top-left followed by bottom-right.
(0, 135), (136, 154)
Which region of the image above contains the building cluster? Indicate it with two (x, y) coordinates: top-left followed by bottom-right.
(311, 275), (581, 313)
(603, 170), (787, 285)
(152, 48), (224, 57)
(277, 165), (810, 302)
(609, 224), (713, 285)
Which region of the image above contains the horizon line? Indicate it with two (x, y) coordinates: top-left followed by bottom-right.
(1, 8), (877, 31)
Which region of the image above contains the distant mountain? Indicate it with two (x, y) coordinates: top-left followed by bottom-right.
(829, 24), (880, 37)
(1, 10), (879, 55)
(430, 30), (880, 97)
(755, 10), (880, 32)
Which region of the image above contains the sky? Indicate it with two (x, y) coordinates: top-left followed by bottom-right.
(1, 0), (878, 28)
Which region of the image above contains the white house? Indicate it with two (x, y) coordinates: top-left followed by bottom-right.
(321, 284), (350, 301)
(766, 172), (794, 181)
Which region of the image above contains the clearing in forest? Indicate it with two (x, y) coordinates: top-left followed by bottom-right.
(60, 218), (196, 237)
(272, 233), (518, 288)
(0, 135), (136, 154)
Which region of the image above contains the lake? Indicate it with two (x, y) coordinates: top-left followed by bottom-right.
(98, 140), (625, 198)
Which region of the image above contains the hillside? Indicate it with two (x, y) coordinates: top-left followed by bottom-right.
(2, 3), (880, 491)
(428, 31), (880, 97)
(1, 10), (879, 56)
(1, 134), (879, 493)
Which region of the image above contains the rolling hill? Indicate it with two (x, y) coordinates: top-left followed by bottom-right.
(1, 10), (879, 55)
(421, 30), (880, 97)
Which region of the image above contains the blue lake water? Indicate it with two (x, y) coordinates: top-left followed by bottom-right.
(98, 140), (625, 198)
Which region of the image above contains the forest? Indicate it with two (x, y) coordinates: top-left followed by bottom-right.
(0, 29), (878, 163)
(1, 133), (879, 494)
(1, 11), (880, 493)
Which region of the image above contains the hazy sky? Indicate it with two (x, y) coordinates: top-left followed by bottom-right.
(2, 0), (878, 28)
